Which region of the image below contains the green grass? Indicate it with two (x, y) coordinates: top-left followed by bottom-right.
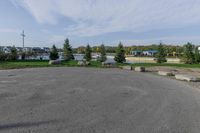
(0, 60), (70, 69)
(0, 60), (199, 70)
(0, 60), (49, 69)
(0, 60), (104, 70)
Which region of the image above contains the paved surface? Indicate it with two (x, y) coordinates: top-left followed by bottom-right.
(0, 67), (199, 133)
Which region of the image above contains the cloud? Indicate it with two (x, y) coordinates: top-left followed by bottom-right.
(41, 29), (50, 34)
(11, 0), (200, 37)
(0, 28), (20, 33)
(118, 35), (200, 45)
(48, 35), (66, 43)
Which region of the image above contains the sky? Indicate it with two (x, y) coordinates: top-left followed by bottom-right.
(0, 0), (200, 47)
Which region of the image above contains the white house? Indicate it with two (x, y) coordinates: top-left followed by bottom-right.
(22, 47), (32, 52)
(2, 46), (11, 53)
(143, 50), (158, 56)
(42, 47), (50, 53)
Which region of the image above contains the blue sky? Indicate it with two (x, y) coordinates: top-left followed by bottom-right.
(1, 0), (200, 47)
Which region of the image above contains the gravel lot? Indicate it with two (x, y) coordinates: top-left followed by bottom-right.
(0, 67), (200, 133)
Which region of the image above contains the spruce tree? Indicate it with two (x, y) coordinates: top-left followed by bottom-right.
(182, 42), (195, 64)
(114, 42), (126, 63)
(84, 44), (92, 61)
(194, 46), (200, 64)
(156, 43), (167, 63)
(63, 38), (74, 61)
(9, 46), (18, 60)
(99, 44), (107, 62)
(49, 45), (59, 60)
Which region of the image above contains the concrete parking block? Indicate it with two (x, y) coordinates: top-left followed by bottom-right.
(175, 74), (200, 82)
(135, 67), (145, 72)
(122, 66), (132, 70)
(158, 71), (174, 76)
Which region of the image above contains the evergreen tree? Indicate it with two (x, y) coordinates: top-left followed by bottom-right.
(156, 43), (167, 63)
(182, 42), (195, 64)
(63, 38), (74, 61)
(84, 44), (92, 61)
(9, 46), (18, 60)
(99, 44), (107, 62)
(114, 42), (126, 63)
(49, 45), (59, 60)
(194, 46), (200, 64)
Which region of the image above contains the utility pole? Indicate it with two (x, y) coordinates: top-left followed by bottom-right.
(21, 30), (25, 48)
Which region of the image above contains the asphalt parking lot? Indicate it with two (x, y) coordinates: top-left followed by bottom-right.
(0, 67), (199, 133)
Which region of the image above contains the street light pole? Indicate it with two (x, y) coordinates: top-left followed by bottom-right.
(21, 30), (25, 48)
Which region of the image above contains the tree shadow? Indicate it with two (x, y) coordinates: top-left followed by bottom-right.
(0, 119), (62, 131)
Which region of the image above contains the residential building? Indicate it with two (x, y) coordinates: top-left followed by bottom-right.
(2, 46), (11, 53)
(130, 50), (143, 56)
(23, 47), (32, 52)
(42, 47), (50, 53)
(143, 50), (158, 56)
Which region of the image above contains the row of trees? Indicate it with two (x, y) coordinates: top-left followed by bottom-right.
(1, 38), (199, 65)
(99, 41), (200, 64)
(83, 44), (107, 62)
(83, 42), (126, 63)
(51, 40), (200, 64)
(50, 38), (74, 61)
(82, 43), (126, 63)
(49, 38), (108, 62)
(74, 44), (186, 57)
(156, 42), (200, 64)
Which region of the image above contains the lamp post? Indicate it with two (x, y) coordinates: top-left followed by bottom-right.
(21, 30), (25, 49)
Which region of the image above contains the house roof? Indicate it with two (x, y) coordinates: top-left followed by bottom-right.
(131, 50), (142, 52)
